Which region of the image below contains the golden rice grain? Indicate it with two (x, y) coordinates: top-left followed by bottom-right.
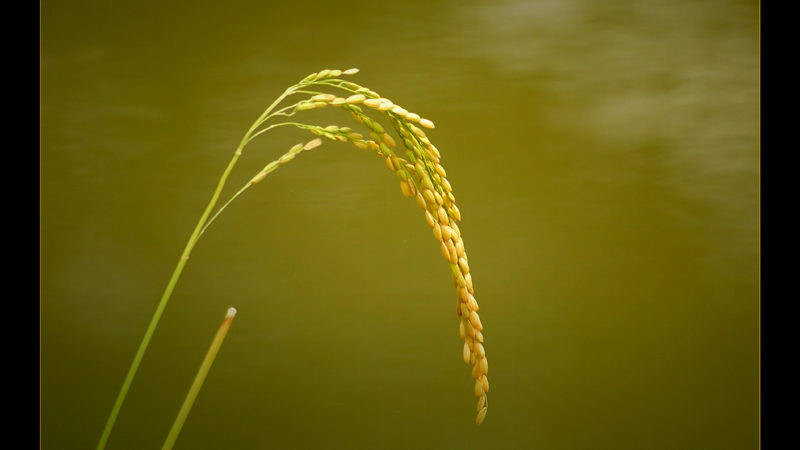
(391, 105), (408, 117)
(477, 394), (487, 411)
(358, 114), (380, 131)
(423, 189), (436, 206)
(419, 118), (435, 129)
(378, 100), (395, 111)
(475, 342), (485, 359)
(435, 163), (447, 178)
(421, 173), (434, 190)
(476, 406), (487, 425)
(342, 81), (361, 90)
(437, 207), (449, 224)
(449, 263), (461, 279)
(475, 379), (484, 397)
(414, 160), (426, 178)
(455, 239), (466, 258)
(441, 225), (453, 242)
(400, 181), (412, 197)
(432, 223), (443, 241)
(406, 180), (417, 197)
(464, 272), (474, 294)
(380, 133), (396, 148)
(458, 257), (470, 274)
(346, 94), (366, 104)
(415, 192), (426, 210)
(409, 123), (427, 139)
(449, 204), (462, 221)
(440, 241), (451, 261)
(450, 222), (461, 238)
(469, 311), (483, 330)
(460, 303), (470, 319)
(453, 269), (466, 288)
(434, 190), (444, 205)
(446, 240), (458, 264)
(312, 93), (336, 102)
(303, 138), (322, 150)
(466, 293), (479, 311)
(424, 210), (436, 227)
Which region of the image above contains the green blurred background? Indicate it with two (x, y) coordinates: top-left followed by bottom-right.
(41, 0), (759, 448)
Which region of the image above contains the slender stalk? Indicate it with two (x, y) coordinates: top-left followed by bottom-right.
(162, 307), (238, 450)
(96, 87), (294, 450)
(96, 151), (241, 450)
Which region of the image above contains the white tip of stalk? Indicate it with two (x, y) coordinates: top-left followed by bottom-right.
(226, 307), (238, 318)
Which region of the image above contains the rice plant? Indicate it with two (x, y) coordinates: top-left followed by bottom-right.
(97, 68), (489, 449)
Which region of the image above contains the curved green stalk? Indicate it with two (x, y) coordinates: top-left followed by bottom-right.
(200, 122), (313, 237)
(96, 86), (294, 450)
(96, 149), (241, 450)
(198, 183), (250, 238)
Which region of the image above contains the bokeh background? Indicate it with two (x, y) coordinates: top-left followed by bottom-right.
(41, 0), (759, 448)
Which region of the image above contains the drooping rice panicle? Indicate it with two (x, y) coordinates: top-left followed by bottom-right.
(200, 68), (489, 425)
(288, 77), (489, 424)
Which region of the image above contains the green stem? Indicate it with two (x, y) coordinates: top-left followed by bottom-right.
(96, 151), (242, 450)
(96, 86), (295, 450)
(202, 122), (325, 237)
(162, 307), (238, 450)
(199, 182), (250, 238)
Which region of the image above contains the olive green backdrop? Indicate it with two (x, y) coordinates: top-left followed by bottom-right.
(41, 0), (759, 448)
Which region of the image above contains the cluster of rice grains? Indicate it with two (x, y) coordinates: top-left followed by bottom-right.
(265, 69), (489, 425)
